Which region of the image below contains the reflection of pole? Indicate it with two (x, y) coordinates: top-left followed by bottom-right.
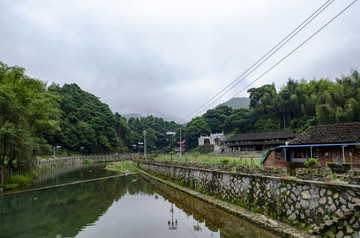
(168, 203), (178, 230)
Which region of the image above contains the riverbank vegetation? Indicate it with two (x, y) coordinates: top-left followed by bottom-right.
(154, 152), (262, 166)
(106, 161), (139, 173)
(0, 173), (34, 190)
(1, 60), (360, 185)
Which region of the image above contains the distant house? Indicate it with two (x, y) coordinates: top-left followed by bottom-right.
(175, 140), (187, 153)
(225, 130), (297, 152)
(198, 133), (227, 153)
(262, 123), (360, 168)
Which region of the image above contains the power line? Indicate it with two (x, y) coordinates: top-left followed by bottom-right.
(230, 0), (357, 98)
(180, 0), (336, 122)
(187, 0), (357, 119)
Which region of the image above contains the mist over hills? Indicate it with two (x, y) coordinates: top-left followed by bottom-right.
(217, 97), (250, 110)
(122, 97), (250, 122)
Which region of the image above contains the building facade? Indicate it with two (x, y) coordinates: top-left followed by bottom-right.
(225, 130), (297, 152)
(198, 133), (227, 153)
(262, 123), (360, 168)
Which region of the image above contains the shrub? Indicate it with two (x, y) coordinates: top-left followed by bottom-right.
(342, 163), (351, 172)
(189, 179), (195, 189)
(180, 179), (185, 186)
(220, 158), (230, 164)
(6, 174), (34, 188)
(304, 158), (319, 168)
(84, 158), (93, 164)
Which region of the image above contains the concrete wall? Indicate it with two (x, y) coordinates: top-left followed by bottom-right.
(134, 160), (360, 237)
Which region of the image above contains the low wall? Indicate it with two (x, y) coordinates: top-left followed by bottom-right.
(134, 159), (360, 237)
(36, 154), (133, 168)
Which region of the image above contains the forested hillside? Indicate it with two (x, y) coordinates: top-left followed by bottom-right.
(248, 71), (360, 132)
(1, 60), (360, 182)
(128, 116), (183, 152)
(47, 83), (130, 154)
(186, 70), (360, 140)
(218, 97), (250, 109)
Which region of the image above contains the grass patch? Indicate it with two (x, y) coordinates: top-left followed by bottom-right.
(84, 158), (93, 164)
(155, 152), (261, 165)
(2, 173), (34, 189)
(106, 161), (139, 173)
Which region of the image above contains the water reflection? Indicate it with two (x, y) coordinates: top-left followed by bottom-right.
(30, 163), (118, 189)
(0, 176), (131, 238)
(0, 173), (280, 238)
(140, 175), (280, 238)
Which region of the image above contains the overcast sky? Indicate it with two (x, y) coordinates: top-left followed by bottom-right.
(1, 0), (359, 122)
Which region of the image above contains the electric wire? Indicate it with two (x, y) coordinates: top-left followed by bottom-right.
(230, 0), (357, 98)
(180, 0), (336, 122)
(190, 0), (357, 119)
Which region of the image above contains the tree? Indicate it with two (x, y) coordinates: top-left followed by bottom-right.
(184, 117), (211, 149)
(0, 62), (60, 181)
(224, 108), (253, 135)
(127, 115), (183, 151)
(202, 105), (233, 133)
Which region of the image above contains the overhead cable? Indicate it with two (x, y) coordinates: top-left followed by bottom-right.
(180, 0), (336, 122)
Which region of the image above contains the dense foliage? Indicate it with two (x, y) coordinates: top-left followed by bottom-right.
(0, 62), (60, 182)
(47, 83), (129, 154)
(247, 71), (360, 132)
(128, 116), (183, 152)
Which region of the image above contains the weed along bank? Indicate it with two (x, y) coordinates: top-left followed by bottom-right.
(134, 159), (360, 237)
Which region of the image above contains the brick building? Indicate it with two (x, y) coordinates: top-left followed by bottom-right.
(262, 123), (360, 168)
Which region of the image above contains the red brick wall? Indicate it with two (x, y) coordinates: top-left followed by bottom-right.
(263, 150), (287, 167)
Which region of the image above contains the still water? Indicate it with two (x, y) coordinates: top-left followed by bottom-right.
(0, 166), (280, 238)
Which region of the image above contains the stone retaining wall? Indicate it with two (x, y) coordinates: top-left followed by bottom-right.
(36, 154), (133, 168)
(134, 159), (360, 237)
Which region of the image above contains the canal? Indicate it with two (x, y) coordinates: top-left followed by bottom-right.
(0, 165), (280, 238)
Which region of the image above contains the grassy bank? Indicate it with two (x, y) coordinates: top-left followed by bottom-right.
(106, 161), (139, 173)
(154, 152), (262, 166)
(1, 173), (34, 190)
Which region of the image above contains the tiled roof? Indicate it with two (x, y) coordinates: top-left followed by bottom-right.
(226, 130), (297, 142)
(290, 123), (360, 145)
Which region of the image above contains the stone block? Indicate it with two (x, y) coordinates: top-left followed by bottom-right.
(319, 197), (327, 205)
(301, 191), (311, 199)
(336, 231), (344, 238)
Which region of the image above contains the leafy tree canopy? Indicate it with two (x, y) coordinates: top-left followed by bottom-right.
(0, 62), (60, 176)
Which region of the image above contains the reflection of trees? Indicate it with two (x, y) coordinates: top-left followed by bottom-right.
(140, 175), (279, 238)
(31, 164), (117, 189)
(0, 176), (134, 238)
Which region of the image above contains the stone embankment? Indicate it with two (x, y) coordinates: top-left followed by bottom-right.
(134, 159), (360, 237)
(36, 154), (133, 168)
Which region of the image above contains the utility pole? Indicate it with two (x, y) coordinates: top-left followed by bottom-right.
(143, 130), (147, 159)
(166, 132), (176, 161)
(179, 129), (182, 162)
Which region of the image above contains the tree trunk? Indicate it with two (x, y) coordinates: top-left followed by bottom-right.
(0, 165), (3, 185)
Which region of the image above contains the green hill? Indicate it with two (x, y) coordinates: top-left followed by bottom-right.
(217, 97), (250, 109)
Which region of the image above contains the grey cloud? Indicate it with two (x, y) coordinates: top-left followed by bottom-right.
(0, 0), (359, 120)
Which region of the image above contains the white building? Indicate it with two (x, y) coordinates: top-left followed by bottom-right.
(198, 133), (227, 153)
